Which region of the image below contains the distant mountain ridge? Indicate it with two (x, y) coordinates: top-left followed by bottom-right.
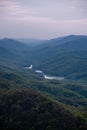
(31, 35), (87, 81)
(0, 35), (87, 81)
(16, 38), (45, 46)
(0, 38), (32, 67)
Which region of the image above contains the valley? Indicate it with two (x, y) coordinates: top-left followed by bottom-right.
(0, 35), (87, 130)
(1, 0), (87, 129)
(25, 64), (65, 80)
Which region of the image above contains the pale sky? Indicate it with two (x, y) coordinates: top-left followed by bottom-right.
(0, 0), (87, 39)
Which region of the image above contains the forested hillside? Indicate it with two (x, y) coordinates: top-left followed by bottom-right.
(0, 88), (87, 130)
(0, 35), (87, 130)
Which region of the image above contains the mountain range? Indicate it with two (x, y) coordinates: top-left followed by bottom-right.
(0, 35), (87, 130)
(1, 35), (87, 81)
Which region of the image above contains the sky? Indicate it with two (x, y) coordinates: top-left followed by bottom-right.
(0, 0), (87, 39)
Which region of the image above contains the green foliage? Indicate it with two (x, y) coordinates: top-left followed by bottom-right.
(1, 36), (87, 82)
(0, 36), (87, 130)
(0, 71), (87, 108)
(0, 89), (87, 130)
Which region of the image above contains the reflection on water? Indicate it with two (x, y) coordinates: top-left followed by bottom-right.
(25, 65), (33, 69)
(25, 65), (64, 80)
(35, 70), (43, 73)
(44, 75), (64, 80)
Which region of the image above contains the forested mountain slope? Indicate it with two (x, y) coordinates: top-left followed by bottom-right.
(0, 88), (87, 130)
(0, 35), (87, 129)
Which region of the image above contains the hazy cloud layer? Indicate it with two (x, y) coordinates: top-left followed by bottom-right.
(0, 0), (87, 39)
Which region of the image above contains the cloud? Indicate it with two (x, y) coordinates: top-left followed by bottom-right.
(0, 0), (87, 27)
(0, 0), (37, 18)
(0, 0), (87, 21)
(0, 0), (87, 39)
